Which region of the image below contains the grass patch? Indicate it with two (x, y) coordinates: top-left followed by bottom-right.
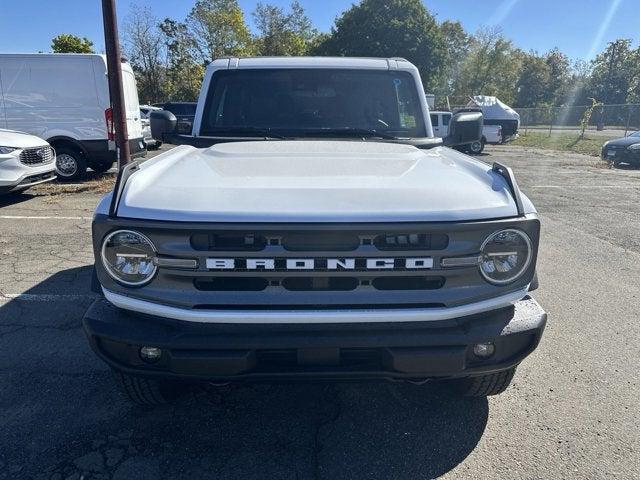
(30, 172), (116, 197)
(511, 132), (614, 157)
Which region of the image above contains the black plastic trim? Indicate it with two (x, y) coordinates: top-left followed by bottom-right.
(492, 162), (524, 216)
(108, 158), (146, 217)
(82, 296), (547, 381)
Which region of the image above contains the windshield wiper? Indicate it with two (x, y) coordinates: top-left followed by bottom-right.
(209, 127), (288, 139)
(297, 128), (401, 140)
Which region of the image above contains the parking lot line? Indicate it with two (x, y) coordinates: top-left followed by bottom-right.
(530, 185), (640, 188)
(0, 215), (93, 220)
(0, 293), (96, 302)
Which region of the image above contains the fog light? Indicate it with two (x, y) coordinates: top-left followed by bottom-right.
(473, 342), (495, 358)
(139, 346), (162, 363)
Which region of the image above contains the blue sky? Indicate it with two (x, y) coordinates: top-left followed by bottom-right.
(0, 0), (637, 61)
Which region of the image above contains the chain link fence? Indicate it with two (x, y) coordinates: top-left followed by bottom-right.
(515, 104), (640, 137)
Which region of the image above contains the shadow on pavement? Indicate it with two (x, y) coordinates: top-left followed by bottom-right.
(0, 267), (488, 479)
(0, 190), (36, 208)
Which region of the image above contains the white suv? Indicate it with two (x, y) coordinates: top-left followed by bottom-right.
(0, 129), (56, 194)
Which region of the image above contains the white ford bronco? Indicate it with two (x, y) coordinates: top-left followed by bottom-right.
(83, 57), (546, 405)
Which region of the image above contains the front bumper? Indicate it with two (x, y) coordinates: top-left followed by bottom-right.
(0, 155), (56, 193)
(602, 147), (640, 165)
(83, 296), (547, 382)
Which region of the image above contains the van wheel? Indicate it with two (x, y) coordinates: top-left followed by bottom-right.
(449, 367), (516, 397)
(55, 147), (87, 181)
(91, 161), (114, 174)
(468, 139), (485, 155)
(115, 372), (177, 406)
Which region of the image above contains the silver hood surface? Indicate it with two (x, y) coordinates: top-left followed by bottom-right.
(114, 141), (533, 222)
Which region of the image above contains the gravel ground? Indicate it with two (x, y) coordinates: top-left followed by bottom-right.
(0, 144), (638, 479)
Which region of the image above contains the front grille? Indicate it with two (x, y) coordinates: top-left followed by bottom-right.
(191, 231), (448, 252)
(282, 277), (360, 291)
(371, 276), (445, 291)
(17, 171), (56, 186)
(374, 233), (448, 250)
(191, 233), (267, 251)
(19, 146), (54, 166)
(195, 277), (269, 291)
(96, 218), (539, 310)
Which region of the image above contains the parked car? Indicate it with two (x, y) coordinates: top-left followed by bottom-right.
(153, 101), (197, 134)
(601, 131), (640, 167)
(467, 96), (520, 142)
(84, 56), (546, 406)
(0, 129), (56, 194)
(430, 110), (502, 154)
(0, 53), (146, 180)
(140, 105), (162, 150)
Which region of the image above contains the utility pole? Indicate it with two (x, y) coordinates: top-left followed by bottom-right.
(102, 0), (131, 169)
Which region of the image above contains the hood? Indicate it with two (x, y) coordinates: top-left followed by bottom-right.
(604, 135), (640, 147)
(117, 141), (527, 222)
(0, 129), (48, 149)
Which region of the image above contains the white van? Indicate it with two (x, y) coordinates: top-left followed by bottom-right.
(0, 54), (145, 180)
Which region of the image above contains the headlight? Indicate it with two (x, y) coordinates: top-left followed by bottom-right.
(101, 230), (157, 286)
(627, 143), (640, 150)
(479, 229), (532, 285)
(0, 146), (18, 155)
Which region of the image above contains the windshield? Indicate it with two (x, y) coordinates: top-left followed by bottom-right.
(628, 131), (640, 137)
(200, 69), (426, 138)
(166, 103), (197, 116)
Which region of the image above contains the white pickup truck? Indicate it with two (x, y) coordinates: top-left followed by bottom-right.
(430, 110), (502, 154)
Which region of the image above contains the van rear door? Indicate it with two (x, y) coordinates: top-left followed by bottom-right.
(121, 65), (142, 140)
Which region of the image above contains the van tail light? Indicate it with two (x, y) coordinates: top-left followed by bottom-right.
(105, 108), (115, 141)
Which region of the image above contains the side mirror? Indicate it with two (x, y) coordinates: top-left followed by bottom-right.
(150, 110), (177, 143)
(443, 110), (483, 147)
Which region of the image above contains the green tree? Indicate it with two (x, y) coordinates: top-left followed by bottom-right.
(455, 27), (523, 105)
(588, 39), (636, 104)
(51, 34), (94, 53)
(435, 20), (471, 101)
(159, 19), (202, 101)
(514, 52), (551, 107)
(544, 48), (571, 105)
(627, 46), (640, 103)
(253, 1), (317, 56)
(123, 6), (167, 103)
(311, 0), (446, 91)
(187, 0), (254, 63)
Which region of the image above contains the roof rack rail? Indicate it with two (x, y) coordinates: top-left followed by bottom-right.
(492, 162), (524, 216)
(108, 158), (146, 217)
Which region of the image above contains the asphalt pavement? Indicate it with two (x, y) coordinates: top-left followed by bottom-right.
(0, 145), (638, 479)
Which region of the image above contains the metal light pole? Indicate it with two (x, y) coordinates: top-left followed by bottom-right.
(102, 0), (131, 168)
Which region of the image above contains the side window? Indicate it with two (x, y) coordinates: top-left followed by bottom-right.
(430, 114), (439, 127)
(443, 114), (451, 126)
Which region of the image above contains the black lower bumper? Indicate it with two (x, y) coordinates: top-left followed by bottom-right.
(602, 149), (640, 165)
(0, 170), (56, 194)
(83, 297), (546, 382)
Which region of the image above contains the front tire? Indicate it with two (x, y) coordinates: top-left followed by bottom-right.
(468, 139), (485, 155)
(115, 372), (176, 406)
(55, 147), (87, 181)
(449, 367), (516, 397)
(91, 161), (114, 174)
